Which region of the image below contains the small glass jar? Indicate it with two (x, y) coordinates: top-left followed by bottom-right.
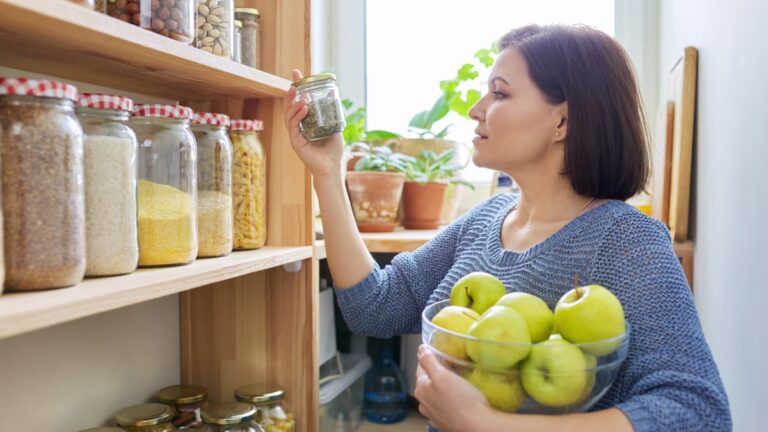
(155, 384), (209, 429)
(0, 78), (85, 291)
(108, 0), (195, 43)
(131, 104), (198, 267)
(201, 402), (258, 432)
(235, 8), (260, 68)
(195, 0), (234, 57)
(235, 384), (295, 432)
(292, 73), (346, 141)
(69, 0), (95, 8)
(228, 120), (266, 250)
(191, 113), (233, 258)
(77, 93), (140, 277)
(115, 403), (177, 432)
(232, 20), (242, 63)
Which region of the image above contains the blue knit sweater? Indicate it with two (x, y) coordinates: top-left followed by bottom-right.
(335, 194), (731, 431)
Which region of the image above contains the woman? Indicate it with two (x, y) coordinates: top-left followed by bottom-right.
(283, 24), (730, 432)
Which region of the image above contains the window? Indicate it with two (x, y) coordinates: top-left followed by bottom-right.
(365, 0), (614, 181)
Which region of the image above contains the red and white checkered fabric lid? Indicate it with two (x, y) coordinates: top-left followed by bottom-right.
(0, 78), (78, 101)
(79, 93), (134, 111)
(230, 119), (264, 131)
(193, 112), (230, 126)
(132, 104), (194, 120)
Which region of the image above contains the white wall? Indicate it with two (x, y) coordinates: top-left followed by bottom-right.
(657, 1), (768, 430)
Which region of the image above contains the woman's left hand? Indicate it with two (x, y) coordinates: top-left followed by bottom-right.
(414, 344), (493, 431)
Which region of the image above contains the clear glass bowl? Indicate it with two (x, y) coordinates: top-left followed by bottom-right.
(421, 299), (630, 414)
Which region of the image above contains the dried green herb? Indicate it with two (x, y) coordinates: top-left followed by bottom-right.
(301, 96), (345, 141)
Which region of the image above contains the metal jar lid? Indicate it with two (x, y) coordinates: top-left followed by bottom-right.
(292, 73), (337, 88)
(235, 383), (285, 404)
(115, 403), (174, 427)
(155, 384), (209, 405)
(201, 402), (257, 425)
(79, 428), (125, 432)
(235, 7), (260, 16)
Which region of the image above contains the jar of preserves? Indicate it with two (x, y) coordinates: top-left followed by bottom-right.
(155, 384), (209, 429)
(195, 0), (234, 57)
(0, 78), (85, 291)
(77, 93), (139, 277)
(131, 104), (198, 267)
(292, 73), (346, 141)
(229, 120), (266, 250)
(201, 402), (259, 432)
(234, 8), (260, 68)
(191, 112), (233, 258)
(108, 0), (195, 43)
(115, 403), (177, 431)
(232, 20), (242, 63)
(235, 384), (295, 432)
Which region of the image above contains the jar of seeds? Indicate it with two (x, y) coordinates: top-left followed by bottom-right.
(228, 120), (266, 250)
(108, 0), (195, 43)
(115, 403), (177, 431)
(234, 8), (260, 69)
(0, 78), (86, 291)
(292, 73), (346, 141)
(155, 384), (209, 429)
(195, 0), (234, 57)
(232, 20), (242, 63)
(201, 402), (259, 432)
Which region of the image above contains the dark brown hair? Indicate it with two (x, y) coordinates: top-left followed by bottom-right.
(499, 24), (649, 200)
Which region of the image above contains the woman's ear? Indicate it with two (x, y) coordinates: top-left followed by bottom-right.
(554, 103), (568, 142)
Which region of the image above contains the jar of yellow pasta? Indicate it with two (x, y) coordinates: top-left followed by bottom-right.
(228, 119), (266, 250)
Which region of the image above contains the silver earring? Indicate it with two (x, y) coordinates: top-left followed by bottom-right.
(555, 131), (560, 137)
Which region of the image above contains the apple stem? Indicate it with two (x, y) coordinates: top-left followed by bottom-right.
(572, 273), (580, 290)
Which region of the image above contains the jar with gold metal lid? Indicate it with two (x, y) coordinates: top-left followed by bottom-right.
(234, 8), (260, 68)
(79, 428), (125, 432)
(234, 384), (295, 432)
(292, 73), (346, 141)
(201, 402), (259, 432)
(155, 384), (209, 429)
(114, 403), (176, 431)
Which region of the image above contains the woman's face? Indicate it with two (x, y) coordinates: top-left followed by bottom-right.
(469, 47), (566, 173)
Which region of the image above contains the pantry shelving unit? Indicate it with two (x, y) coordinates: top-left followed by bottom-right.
(0, 0), (319, 429)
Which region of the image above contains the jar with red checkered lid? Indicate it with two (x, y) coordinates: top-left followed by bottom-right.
(0, 78), (86, 291)
(191, 112), (233, 258)
(130, 103), (198, 267)
(76, 93), (140, 276)
(228, 119), (266, 250)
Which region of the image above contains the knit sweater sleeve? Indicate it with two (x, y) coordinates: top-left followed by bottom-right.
(589, 213), (731, 431)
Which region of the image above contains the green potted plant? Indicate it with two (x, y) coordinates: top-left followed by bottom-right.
(346, 146), (414, 232)
(401, 149), (474, 230)
(342, 99), (400, 171)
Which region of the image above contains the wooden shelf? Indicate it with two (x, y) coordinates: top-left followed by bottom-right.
(0, 0), (290, 99)
(0, 246), (312, 340)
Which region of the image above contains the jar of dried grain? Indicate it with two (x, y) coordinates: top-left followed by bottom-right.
(108, 0), (195, 44)
(234, 8), (260, 69)
(115, 403), (177, 431)
(191, 112), (233, 258)
(195, 0), (234, 58)
(77, 93), (140, 277)
(131, 104), (198, 267)
(228, 120), (266, 250)
(0, 78), (86, 291)
(292, 73), (346, 141)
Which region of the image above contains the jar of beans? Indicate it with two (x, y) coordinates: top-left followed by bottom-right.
(108, 0), (195, 44)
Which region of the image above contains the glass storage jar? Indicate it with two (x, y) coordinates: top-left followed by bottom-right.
(232, 20), (242, 63)
(94, 0), (106, 12)
(79, 428), (125, 432)
(191, 112), (233, 258)
(69, 0), (95, 9)
(229, 120), (266, 250)
(234, 8), (260, 68)
(155, 384), (209, 429)
(201, 402), (259, 432)
(77, 93), (139, 277)
(108, 0), (195, 43)
(131, 104), (198, 267)
(195, 0), (234, 58)
(292, 73), (346, 141)
(115, 403), (177, 432)
(0, 78), (86, 291)
(235, 384), (295, 432)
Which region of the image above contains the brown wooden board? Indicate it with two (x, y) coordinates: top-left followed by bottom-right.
(651, 100), (675, 225)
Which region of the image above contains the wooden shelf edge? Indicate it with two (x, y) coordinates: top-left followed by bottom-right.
(0, 245), (312, 340)
(0, 0), (290, 99)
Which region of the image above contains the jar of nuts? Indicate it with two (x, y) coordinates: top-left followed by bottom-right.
(228, 120), (266, 250)
(195, 0), (234, 57)
(234, 384), (295, 432)
(234, 8), (260, 69)
(0, 78), (86, 291)
(115, 403), (177, 431)
(108, 0), (195, 44)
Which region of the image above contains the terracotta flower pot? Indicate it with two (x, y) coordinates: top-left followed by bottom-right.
(346, 171), (405, 232)
(345, 151), (368, 171)
(401, 181), (448, 230)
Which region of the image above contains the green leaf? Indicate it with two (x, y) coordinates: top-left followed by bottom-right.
(474, 48), (495, 67)
(434, 124), (451, 139)
(457, 63), (479, 81)
(409, 110), (431, 129)
(439, 79), (460, 94)
(365, 130), (401, 142)
(426, 94), (450, 126)
(342, 98), (354, 111)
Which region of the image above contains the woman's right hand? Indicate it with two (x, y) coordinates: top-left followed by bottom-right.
(282, 69), (345, 179)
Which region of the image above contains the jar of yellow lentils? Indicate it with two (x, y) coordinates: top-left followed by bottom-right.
(228, 120), (266, 250)
(235, 384), (295, 432)
(131, 104), (198, 267)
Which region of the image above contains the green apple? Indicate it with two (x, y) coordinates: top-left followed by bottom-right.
(553, 284), (626, 356)
(466, 367), (526, 412)
(520, 338), (587, 407)
(466, 306), (531, 370)
(450, 272), (507, 315)
(496, 292), (554, 343)
(430, 306), (480, 360)
(579, 353), (598, 403)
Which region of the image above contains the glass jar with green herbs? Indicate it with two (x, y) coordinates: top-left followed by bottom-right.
(292, 73), (346, 141)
